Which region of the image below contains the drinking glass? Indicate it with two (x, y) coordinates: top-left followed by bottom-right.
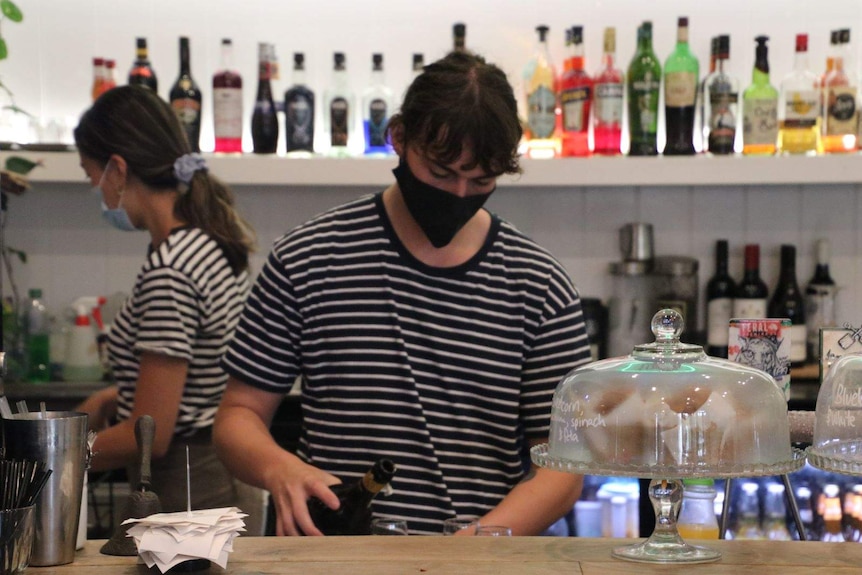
(475, 525), (512, 537)
(371, 517), (409, 536)
(442, 517), (479, 536)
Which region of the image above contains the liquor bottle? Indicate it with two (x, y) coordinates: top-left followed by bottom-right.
(742, 36), (779, 155)
(169, 37), (202, 153)
(453, 22), (466, 53)
(103, 59), (117, 92)
(284, 52), (315, 156)
(778, 34), (821, 155)
(560, 25), (592, 157)
(592, 27), (624, 155)
(805, 238), (837, 363)
(23, 288), (50, 383)
(698, 37), (718, 152)
(128, 37), (158, 92)
(213, 38), (243, 154)
(91, 57), (105, 101)
(362, 53), (394, 156)
(704, 35), (739, 154)
(677, 479), (719, 540)
(822, 28), (859, 153)
(763, 483), (792, 541)
(733, 244), (768, 318)
(663, 17), (699, 155)
(412, 53), (424, 79)
(821, 484), (845, 542)
(251, 42), (278, 154)
(307, 459), (397, 535)
(706, 240), (736, 358)
(324, 52), (354, 157)
(767, 244), (807, 365)
(523, 25), (559, 159)
(733, 482), (765, 540)
(627, 22), (661, 156)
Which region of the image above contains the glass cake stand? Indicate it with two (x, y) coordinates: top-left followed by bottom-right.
(808, 352), (862, 476)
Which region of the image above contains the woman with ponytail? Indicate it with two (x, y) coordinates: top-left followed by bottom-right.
(74, 85), (262, 532)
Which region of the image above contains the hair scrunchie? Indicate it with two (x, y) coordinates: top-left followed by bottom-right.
(173, 153), (208, 193)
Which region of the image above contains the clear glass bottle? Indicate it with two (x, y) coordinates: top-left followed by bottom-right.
(805, 238), (837, 363)
(324, 52), (354, 157)
(627, 21), (661, 155)
(362, 53), (394, 156)
(778, 34), (822, 155)
(697, 37), (718, 152)
(742, 36), (779, 155)
(733, 481), (765, 540)
(593, 27), (624, 156)
(663, 16), (699, 155)
(822, 28), (859, 153)
(560, 25), (592, 157)
(284, 52), (315, 156)
(763, 482), (792, 540)
(213, 38), (243, 154)
(677, 479), (719, 540)
(704, 35), (739, 154)
(523, 25), (559, 158)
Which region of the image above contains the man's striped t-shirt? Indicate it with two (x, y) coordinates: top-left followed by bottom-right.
(109, 227), (250, 437)
(223, 193), (591, 534)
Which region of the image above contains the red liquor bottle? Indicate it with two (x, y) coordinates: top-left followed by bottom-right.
(593, 27), (624, 155)
(560, 25), (592, 156)
(213, 38), (243, 153)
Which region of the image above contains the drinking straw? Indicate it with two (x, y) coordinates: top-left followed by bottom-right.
(186, 445), (192, 517)
(23, 469), (52, 507)
(14, 401), (27, 414)
(0, 397), (11, 418)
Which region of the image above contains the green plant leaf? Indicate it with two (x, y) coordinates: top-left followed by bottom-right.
(0, 38), (7, 61)
(1, 1), (23, 23)
(5, 156), (40, 175)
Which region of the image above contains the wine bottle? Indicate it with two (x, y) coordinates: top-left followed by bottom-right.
(362, 53), (394, 156)
(733, 244), (768, 318)
(663, 16), (699, 155)
(592, 27), (624, 155)
(324, 52), (354, 157)
(805, 238), (837, 363)
(742, 36), (779, 156)
(307, 459), (397, 535)
(767, 244), (807, 365)
(213, 38), (243, 154)
(169, 37), (202, 152)
(704, 35), (739, 154)
(560, 25), (592, 157)
(627, 21), (661, 156)
(284, 52), (315, 156)
(128, 37), (158, 92)
(706, 239), (736, 358)
(251, 42), (278, 154)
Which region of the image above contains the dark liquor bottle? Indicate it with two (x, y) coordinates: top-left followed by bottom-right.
(768, 244), (807, 365)
(663, 16), (699, 155)
(706, 240), (736, 358)
(128, 37), (158, 92)
(805, 239), (837, 363)
(362, 53), (394, 156)
(213, 38), (243, 154)
(732, 244), (768, 318)
(627, 21), (661, 156)
(453, 22), (466, 53)
(308, 459), (397, 535)
(284, 52), (315, 155)
(251, 43), (278, 154)
(169, 37), (202, 152)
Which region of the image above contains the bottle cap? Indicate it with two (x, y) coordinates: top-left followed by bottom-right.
(831, 30), (840, 45)
(453, 22), (465, 36)
(105, 60), (115, 69)
(136, 37), (147, 49)
(334, 52), (345, 69)
(412, 53), (424, 69)
(571, 25), (583, 45)
(293, 52), (305, 69)
(93, 57), (104, 66)
(717, 34), (730, 57)
(678, 16), (688, 27)
(372, 53), (383, 70)
(795, 33), (808, 52)
(840, 28), (851, 44)
(536, 25), (549, 42)
(221, 38), (232, 46)
(603, 27), (616, 53)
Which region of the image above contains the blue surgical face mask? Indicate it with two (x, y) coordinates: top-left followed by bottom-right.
(94, 162), (138, 232)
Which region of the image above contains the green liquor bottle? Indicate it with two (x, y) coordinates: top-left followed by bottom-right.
(742, 36), (779, 155)
(663, 17), (699, 155)
(627, 21), (662, 155)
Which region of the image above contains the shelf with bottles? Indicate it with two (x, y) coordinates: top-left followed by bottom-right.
(16, 149), (862, 188)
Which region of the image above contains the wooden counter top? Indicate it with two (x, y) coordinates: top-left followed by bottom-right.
(29, 536), (862, 574)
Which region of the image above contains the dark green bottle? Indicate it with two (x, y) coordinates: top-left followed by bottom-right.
(627, 22), (662, 155)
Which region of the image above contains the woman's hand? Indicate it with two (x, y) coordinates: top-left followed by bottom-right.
(265, 460), (341, 536)
(75, 385), (118, 432)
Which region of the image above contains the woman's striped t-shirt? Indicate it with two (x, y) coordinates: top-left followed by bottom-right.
(109, 227), (250, 437)
(223, 193), (591, 534)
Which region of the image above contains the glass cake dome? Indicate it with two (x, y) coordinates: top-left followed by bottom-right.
(532, 309), (803, 564)
(808, 353), (862, 475)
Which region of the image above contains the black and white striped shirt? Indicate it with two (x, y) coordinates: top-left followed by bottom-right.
(223, 193), (591, 534)
(109, 227), (249, 437)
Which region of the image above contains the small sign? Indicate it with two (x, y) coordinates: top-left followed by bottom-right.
(728, 318), (791, 401)
(820, 324), (862, 380)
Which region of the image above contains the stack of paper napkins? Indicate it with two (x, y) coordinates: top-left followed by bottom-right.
(123, 507), (247, 573)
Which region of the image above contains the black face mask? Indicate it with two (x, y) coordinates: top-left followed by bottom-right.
(393, 160), (494, 248)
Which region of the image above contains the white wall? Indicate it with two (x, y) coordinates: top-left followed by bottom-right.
(3, 1), (862, 338)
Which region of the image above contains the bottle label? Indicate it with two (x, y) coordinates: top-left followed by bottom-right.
(286, 93), (314, 150)
(826, 86), (858, 136)
(561, 86), (590, 132)
(708, 91), (738, 147)
(527, 84), (556, 139)
(665, 72), (697, 107)
(783, 90), (819, 128)
(595, 83), (623, 125)
(330, 97), (349, 146)
(728, 318), (791, 400)
(631, 75), (660, 133)
(707, 298), (733, 346)
(367, 98), (388, 147)
(732, 298), (766, 319)
(213, 88), (243, 139)
(743, 98), (778, 145)
(171, 98), (201, 125)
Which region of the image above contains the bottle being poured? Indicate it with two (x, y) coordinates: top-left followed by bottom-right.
(307, 459), (397, 535)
